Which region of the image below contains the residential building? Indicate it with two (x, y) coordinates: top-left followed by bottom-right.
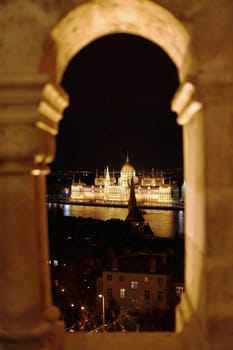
(97, 270), (170, 312)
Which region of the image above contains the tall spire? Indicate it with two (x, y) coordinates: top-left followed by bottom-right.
(126, 151), (129, 164)
(125, 178), (154, 239)
(125, 177), (144, 223)
(106, 166), (110, 179)
(128, 177), (137, 210)
(105, 166), (111, 187)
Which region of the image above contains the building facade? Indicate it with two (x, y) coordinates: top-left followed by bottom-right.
(70, 155), (180, 205)
(97, 271), (170, 313)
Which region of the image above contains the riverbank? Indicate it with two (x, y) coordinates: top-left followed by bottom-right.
(47, 198), (184, 211)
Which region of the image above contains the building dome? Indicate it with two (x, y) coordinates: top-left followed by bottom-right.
(118, 153), (138, 187)
(121, 153), (135, 173)
(121, 162), (135, 173)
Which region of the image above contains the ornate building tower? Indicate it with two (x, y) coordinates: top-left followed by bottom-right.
(118, 153), (138, 187)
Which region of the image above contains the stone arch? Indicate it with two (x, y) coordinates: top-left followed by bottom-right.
(39, 0), (199, 170)
(0, 1), (232, 349)
(40, 0), (193, 85)
(38, 0), (203, 339)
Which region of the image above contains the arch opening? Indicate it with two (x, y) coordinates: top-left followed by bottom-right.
(2, 0), (232, 347)
(47, 32), (185, 332)
(40, 0), (193, 337)
(52, 33), (182, 172)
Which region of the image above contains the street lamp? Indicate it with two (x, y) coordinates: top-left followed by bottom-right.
(98, 294), (105, 326)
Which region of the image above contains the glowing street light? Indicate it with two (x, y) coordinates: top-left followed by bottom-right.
(98, 294), (105, 326)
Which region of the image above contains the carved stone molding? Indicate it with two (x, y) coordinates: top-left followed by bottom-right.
(37, 83), (69, 136)
(0, 73), (47, 107)
(0, 74), (68, 172)
(171, 81), (202, 126)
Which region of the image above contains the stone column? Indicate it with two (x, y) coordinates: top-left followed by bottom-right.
(172, 81), (207, 349)
(196, 79), (233, 350)
(172, 78), (233, 350)
(0, 73), (68, 350)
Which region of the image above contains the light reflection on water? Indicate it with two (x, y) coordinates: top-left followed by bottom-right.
(49, 203), (184, 238)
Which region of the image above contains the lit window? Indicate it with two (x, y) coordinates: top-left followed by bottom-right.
(53, 260), (59, 266)
(120, 288), (125, 299)
(176, 285), (184, 296)
(131, 281), (139, 289)
(107, 274), (112, 281)
(145, 290), (150, 300)
(54, 279), (59, 286)
(144, 276), (149, 283)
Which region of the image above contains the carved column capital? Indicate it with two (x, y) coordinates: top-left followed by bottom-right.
(0, 73), (69, 173)
(172, 81), (202, 126)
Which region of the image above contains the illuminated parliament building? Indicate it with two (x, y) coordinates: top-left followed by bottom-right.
(70, 155), (180, 206)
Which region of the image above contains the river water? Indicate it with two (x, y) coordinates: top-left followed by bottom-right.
(47, 203), (184, 238)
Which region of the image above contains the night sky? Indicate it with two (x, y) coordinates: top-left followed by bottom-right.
(51, 33), (183, 172)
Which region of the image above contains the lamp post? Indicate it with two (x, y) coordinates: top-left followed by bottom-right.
(98, 294), (105, 326)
